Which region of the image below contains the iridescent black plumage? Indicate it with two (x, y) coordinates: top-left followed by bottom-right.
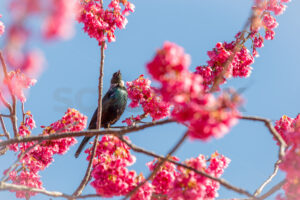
(75, 71), (128, 158)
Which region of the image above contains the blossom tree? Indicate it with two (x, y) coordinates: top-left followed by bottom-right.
(0, 0), (298, 200)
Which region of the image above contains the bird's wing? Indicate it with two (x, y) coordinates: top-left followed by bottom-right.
(102, 86), (116, 102)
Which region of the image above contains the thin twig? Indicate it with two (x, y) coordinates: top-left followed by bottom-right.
(0, 114), (11, 118)
(0, 181), (105, 199)
(73, 40), (105, 196)
(0, 92), (11, 111)
(239, 115), (287, 159)
(21, 102), (25, 124)
(11, 96), (18, 137)
(0, 182), (70, 199)
(253, 160), (281, 196)
(119, 136), (256, 199)
(73, 135), (99, 196)
(0, 51), (18, 137)
(96, 42), (105, 130)
(0, 119), (174, 147)
(258, 180), (285, 200)
(0, 116), (10, 139)
(123, 132), (187, 199)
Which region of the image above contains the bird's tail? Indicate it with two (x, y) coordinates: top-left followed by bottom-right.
(75, 136), (91, 158)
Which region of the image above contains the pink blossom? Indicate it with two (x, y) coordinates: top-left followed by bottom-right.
(147, 153), (230, 200)
(7, 109), (87, 198)
(3, 70), (37, 102)
(41, 108), (87, 154)
(146, 42), (242, 140)
(9, 171), (43, 198)
(85, 135), (136, 167)
(196, 41), (254, 91)
(122, 117), (133, 126)
(130, 176), (153, 200)
(147, 41), (191, 81)
(275, 114), (300, 199)
(91, 163), (137, 197)
(147, 157), (179, 195)
(88, 135), (138, 197)
(0, 14), (5, 36)
(20, 50), (45, 78)
(126, 75), (170, 121)
(42, 0), (76, 40)
(78, 0), (134, 45)
(252, 0), (291, 41)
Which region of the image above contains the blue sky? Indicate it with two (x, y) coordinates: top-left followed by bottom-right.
(1, 0), (300, 199)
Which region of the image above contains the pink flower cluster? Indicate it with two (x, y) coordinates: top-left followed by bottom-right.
(6, 108), (87, 198)
(275, 115), (295, 145)
(8, 171), (43, 198)
(42, 0), (76, 40)
(3, 0), (79, 79)
(78, 0), (135, 45)
(252, 0), (291, 40)
(148, 152), (230, 200)
(146, 42), (242, 140)
(147, 156), (179, 196)
(86, 134), (230, 199)
(87, 135), (151, 198)
(4, 0), (45, 78)
(3, 70), (37, 103)
(126, 75), (170, 121)
(0, 14), (4, 36)
(274, 114), (300, 200)
(196, 41), (254, 91)
(194, 0), (291, 90)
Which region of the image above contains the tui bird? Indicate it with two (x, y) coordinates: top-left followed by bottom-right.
(75, 70), (128, 158)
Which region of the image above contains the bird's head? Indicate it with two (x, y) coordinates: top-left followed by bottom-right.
(111, 70), (124, 86)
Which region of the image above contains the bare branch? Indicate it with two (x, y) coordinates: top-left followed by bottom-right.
(0, 182), (70, 199)
(0, 114), (11, 118)
(21, 102), (25, 124)
(239, 115), (287, 159)
(96, 42), (105, 130)
(11, 96), (18, 137)
(0, 181), (106, 200)
(0, 116), (10, 139)
(0, 92), (11, 111)
(0, 51), (18, 137)
(253, 160), (281, 196)
(73, 41), (105, 196)
(0, 119), (174, 147)
(258, 180), (285, 200)
(119, 136), (256, 199)
(73, 135), (99, 196)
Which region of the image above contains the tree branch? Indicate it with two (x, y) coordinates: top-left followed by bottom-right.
(0, 116), (10, 139)
(253, 160), (281, 196)
(0, 51), (18, 137)
(73, 39), (105, 196)
(239, 115), (286, 197)
(0, 182), (71, 199)
(239, 115), (287, 159)
(0, 119), (174, 147)
(73, 136), (99, 196)
(257, 180), (285, 200)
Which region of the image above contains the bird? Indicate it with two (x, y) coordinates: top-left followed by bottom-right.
(75, 70), (128, 158)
